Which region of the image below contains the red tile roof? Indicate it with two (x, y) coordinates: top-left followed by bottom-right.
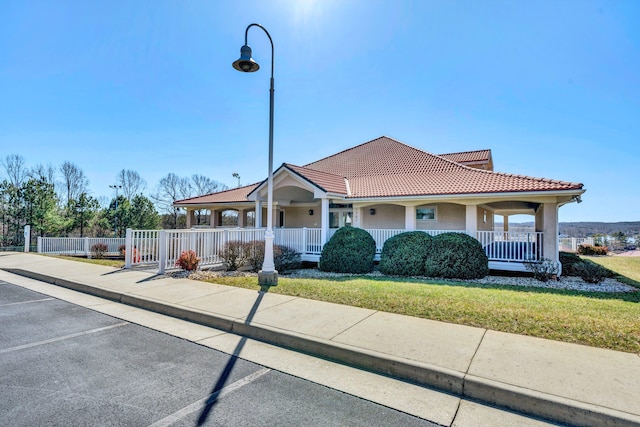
(284, 164), (348, 195)
(439, 149), (491, 165)
(304, 136), (582, 197)
(175, 136), (583, 205)
(175, 183), (259, 205)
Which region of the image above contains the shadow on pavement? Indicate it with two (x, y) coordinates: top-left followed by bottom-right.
(196, 285), (270, 426)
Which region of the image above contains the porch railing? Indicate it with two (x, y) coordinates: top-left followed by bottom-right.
(122, 227), (545, 273)
(476, 231), (544, 262)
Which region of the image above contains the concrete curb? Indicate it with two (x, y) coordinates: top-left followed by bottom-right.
(5, 267), (639, 427)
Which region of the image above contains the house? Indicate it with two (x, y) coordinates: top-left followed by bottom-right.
(173, 136), (584, 272)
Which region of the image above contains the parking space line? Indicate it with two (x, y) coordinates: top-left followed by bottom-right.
(0, 322), (129, 354)
(0, 297), (55, 307)
(148, 367), (272, 427)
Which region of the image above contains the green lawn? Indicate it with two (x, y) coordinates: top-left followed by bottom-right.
(203, 261), (640, 354)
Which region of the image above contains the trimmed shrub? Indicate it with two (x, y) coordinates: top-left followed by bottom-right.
(559, 251), (583, 276)
(572, 261), (610, 284)
(379, 231), (433, 276)
(274, 245), (302, 273)
(524, 258), (560, 282)
(118, 244), (126, 256)
(319, 227), (376, 274)
(220, 240), (248, 271)
(243, 240), (264, 273)
(423, 232), (489, 279)
(578, 244), (608, 256)
(243, 240), (302, 274)
(175, 250), (200, 271)
(90, 243), (108, 259)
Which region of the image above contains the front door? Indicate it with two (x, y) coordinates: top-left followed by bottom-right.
(329, 209), (353, 228)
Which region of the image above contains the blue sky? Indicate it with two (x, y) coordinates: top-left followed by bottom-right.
(1, 0), (638, 223)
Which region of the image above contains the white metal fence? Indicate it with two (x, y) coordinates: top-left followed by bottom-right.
(38, 228), (548, 273)
(37, 237), (125, 257)
(124, 228), (483, 273)
(558, 237), (594, 253)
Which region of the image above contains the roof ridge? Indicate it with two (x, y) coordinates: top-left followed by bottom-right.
(439, 148), (491, 156)
(304, 135), (431, 168)
(462, 167), (582, 186)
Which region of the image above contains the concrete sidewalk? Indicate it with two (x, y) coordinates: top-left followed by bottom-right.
(1, 253), (638, 427)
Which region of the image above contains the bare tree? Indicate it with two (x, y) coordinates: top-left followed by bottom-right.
(151, 173), (191, 229)
(60, 161), (88, 205)
(2, 154), (27, 187)
(191, 174), (227, 196)
(29, 163), (56, 184)
(117, 169), (147, 201)
(190, 174), (227, 225)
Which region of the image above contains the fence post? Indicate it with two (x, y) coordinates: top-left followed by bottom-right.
(84, 237), (90, 258)
(37, 236), (42, 253)
(23, 225), (30, 252)
(158, 230), (167, 274)
(302, 227), (307, 255)
(125, 228), (132, 269)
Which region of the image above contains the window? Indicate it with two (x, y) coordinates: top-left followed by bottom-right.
(416, 207), (436, 221)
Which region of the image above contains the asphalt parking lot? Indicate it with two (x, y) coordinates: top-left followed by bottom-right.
(0, 280), (439, 426)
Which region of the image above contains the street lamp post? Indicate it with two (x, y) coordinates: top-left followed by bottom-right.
(109, 184), (122, 237)
(232, 23), (278, 286)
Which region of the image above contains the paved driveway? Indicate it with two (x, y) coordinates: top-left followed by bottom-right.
(0, 280), (437, 426)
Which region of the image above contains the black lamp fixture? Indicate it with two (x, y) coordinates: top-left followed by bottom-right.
(369, 208), (376, 215)
(308, 209), (314, 216)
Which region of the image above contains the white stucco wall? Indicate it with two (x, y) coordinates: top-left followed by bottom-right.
(361, 204), (405, 228)
(416, 203), (466, 230)
(283, 207), (320, 228)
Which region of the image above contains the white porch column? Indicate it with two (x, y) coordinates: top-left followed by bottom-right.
(320, 198), (330, 245)
(238, 209), (245, 228)
(255, 200), (262, 228)
(186, 209), (196, 228)
(209, 210), (216, 227)
(465, 205), (478, 237)
(542, 202), (559, 263)
(352, 206), (362, 228)
(503, 215), (509, 232)
(404, 205), (416, 231)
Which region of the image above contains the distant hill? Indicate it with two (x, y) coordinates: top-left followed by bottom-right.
(495, 222), (640, 238)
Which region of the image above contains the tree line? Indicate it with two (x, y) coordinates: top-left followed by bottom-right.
(0, 154), (227, 248)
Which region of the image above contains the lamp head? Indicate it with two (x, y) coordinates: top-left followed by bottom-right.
(232, 45), (260, 72)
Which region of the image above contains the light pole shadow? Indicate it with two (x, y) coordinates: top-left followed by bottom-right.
(195, 285), (270, 426)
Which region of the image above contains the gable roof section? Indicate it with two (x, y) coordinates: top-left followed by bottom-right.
(174, 183), (259, 205)
(304, 136), (458, 177)
(439, 149), (493, 170)
(284, 164), (348, 195)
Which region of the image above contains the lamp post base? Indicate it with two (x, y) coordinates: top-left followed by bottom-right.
(258, 270), (278, 287)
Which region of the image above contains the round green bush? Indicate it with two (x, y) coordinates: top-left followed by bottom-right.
(319, 227), (376, 274)
(423, 232), (489, 279)
(559, 251), (582, 276)
(379, 231), (433, 276)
